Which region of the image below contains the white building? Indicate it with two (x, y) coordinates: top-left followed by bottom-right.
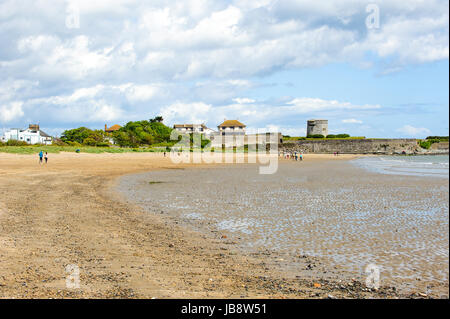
(173, 124), (215, 136)
(209, 120), (247, 147)
(1, 124), (53, 145)
(217, 120), (246, 135)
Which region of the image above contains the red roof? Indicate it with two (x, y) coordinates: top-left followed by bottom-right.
(105, 124), (121, 132)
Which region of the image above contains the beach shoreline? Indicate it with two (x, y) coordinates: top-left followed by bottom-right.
(0, 152), (447, 298)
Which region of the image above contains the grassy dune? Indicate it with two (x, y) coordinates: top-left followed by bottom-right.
(0, 145), (167, 154)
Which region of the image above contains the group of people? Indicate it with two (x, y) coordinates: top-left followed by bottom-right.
(280, 151), (303, 161)
(38, 151), (48, 164)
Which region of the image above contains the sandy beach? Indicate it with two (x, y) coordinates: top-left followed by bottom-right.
(0, 152), (447, 298)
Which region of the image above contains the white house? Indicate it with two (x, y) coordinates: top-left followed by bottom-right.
(1, 124), (53, 145)
(173, 124), (216, 136)
(209, 120), (247, 147)
(217, 119), (246, 135)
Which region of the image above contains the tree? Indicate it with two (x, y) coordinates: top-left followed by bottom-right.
(61, 127), (106, 146)
(112, 120), (173, 147)
(150, 116), (164, 123)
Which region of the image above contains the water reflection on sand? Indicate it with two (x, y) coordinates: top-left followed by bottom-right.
(117, 160), (449, 295)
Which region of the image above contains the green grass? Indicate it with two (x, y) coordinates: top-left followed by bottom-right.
(0, 145), (168, 154)
(284, 136), (366, 141)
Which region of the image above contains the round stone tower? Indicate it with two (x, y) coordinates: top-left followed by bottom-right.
(307, 119), (328, 136)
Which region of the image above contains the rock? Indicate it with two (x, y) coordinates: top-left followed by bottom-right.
(168, 244), (174, 248)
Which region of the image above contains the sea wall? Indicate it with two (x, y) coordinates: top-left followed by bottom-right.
(431, 141), (449, 151)
(211, 133), (283, 147)
(281, 139), (422, 154)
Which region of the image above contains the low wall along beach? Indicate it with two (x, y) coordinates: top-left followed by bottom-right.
(282, 138), (428, 155)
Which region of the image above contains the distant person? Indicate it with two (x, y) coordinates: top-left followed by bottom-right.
(39, 150), (43, 164)
(164, 151), (166, 157)
(299, 153), (303, 161)
(44, 152), (48, 164)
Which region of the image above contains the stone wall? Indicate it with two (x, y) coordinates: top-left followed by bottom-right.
(281, 138), (421, 155)
(431, 141), (449, 151)
(211, 133), (283, 147)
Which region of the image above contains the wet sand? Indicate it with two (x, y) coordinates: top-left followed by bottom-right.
(0, 152), (447, 298)
(118, 157), (449, 297)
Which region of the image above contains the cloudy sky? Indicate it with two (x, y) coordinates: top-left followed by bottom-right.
(0, 0), (448, 138)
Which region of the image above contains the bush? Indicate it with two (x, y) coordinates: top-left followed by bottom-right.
(6, 139), (29, 146)
(61, 127), (105, 145)
(426, 136), (449, 141)
(83, 137), (97, 146)
(419, 138), (444, 149)
(327, 134), (350, 138)
(96, 142), (110, 147)
(66, 141), (83, 147)
(427, 139), (441, 144)
(307, 134), (325, 138)
(112, 118), (172, 147)
(52, 139), (68, 146)
(419, 140), (432, 149)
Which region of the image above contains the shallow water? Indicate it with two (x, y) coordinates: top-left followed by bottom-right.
(354, 155), (449, 178)
(117, 160), (449, 295)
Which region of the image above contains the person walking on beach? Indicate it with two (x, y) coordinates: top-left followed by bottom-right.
(39, 150), (43, 164)
(44, 152), (48, 164)
(299, 153), (303, 161)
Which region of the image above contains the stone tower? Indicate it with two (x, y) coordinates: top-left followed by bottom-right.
(307, 119), (328, 136)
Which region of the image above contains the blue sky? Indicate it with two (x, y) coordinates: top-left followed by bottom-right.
(0, 0), (448, 138)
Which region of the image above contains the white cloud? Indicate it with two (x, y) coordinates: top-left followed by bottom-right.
(342, 118), (363, 124)
(0, 101), (24, 123)
(397, 125), (431, 137)
(157, 97), (381, 133)
(233, 97), (255, 104)
(287, 98), (381, 113)
(2, 0), (446, 84)
(161, 102), (212, 125)
(0, 0), (447, 134)
(115, 83), (163, 102)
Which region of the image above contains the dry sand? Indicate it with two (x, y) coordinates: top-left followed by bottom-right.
(0, 152), (442, 298)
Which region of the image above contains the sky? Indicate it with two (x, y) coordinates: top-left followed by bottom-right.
(0, 0), (448, 138)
